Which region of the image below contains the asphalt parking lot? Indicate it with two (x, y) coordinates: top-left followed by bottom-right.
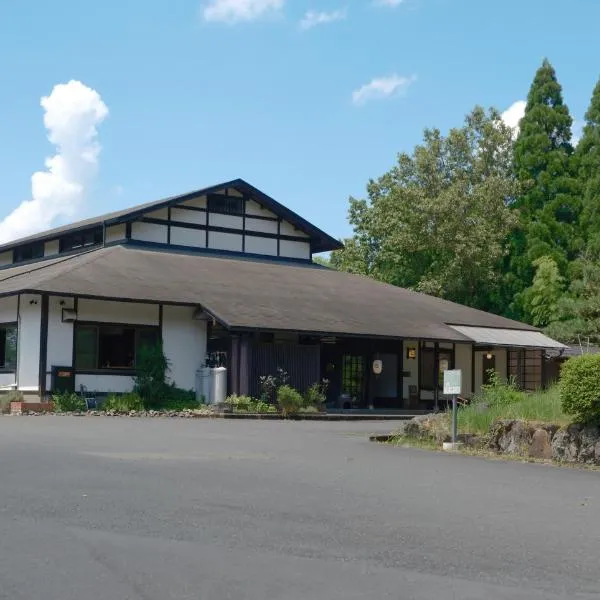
(0, 416), (599, 600)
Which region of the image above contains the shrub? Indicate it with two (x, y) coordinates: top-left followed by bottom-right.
(53, 391), (86, 413)
(102, 392), (145, 413)
(0, 391), (24, 414)
(255, 401), (271, 414)
(158, 385), (198, 411)
(226, 394), (255, 412)
(134, 342), (170, 408)
(474, 371), (522, 407)
(560, 354), (600, 422)
(304, 380), (329, 409)
(277, 385), (303, 417)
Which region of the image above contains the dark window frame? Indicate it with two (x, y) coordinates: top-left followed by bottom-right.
(0, 322), (18, 372)
(420, 343), (455, 391)
(59, 226), (103, 253)
(13, 242), (44, 264)
(74, 322), (160, 373)
(207, 194), (244, 216)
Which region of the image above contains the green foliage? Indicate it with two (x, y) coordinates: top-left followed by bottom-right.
(509, 59), (580, 316)
(459, 386), (567, 435)
(522, 256), (564, 326)
(226, 394), (254, 412)
(133, 342), (170, 408)
(102, 392), (145, 413)
(577, 78), (600, 253)
(560, 355), (600, 422)
(332, 106), (518, 312)
(155, 385), (197, 411)
(304, 380), (329, 409)
(53, 391), (86, 413)
(475, 370), (522, 407)
(277, 385), (304, 417)
(0, 391), (24, 414)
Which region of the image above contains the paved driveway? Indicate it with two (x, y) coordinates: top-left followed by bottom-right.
(0, 416), (599, 600)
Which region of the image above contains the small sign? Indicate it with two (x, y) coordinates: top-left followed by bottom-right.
(372, 359), (383, 375)
(443, 369), (462, 395)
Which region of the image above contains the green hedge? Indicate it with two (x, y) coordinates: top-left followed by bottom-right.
(560, 354), (600, 422)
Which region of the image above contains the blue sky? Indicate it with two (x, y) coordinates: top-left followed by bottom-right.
(0, 0), (599, 244)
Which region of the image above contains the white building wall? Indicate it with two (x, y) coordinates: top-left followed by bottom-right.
(171, 207), (206, 225)
(162, 306), (207, 391)
(245, 218), (278, 234)
(77, 299), (159, 325)
(209, 231), (243, 252)
(17, 294), (42, 390)
(244, 236), (278, 256)
(0, 251), (12, 267)
(279, 240), (310, 260)
(208, 213), (243, 230)
(402, 340), (419, 399)
(246, 199), (276, 218)
(454, 343), (473, 397)
(181, 195), (207, 209)
(170, 226), (206, 248)
(131, 222), (168, 244)
(44, 239), (60, 257)
(47, 296), (74, 370)
(106, 223), (126, 243)
(280, 220), (309, 238)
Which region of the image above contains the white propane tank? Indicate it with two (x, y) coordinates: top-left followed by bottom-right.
(209, 367), (227, 405)
(195, 367), (210, 404)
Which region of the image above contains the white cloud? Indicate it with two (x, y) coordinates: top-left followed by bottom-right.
(352, 74), (416, 106)
(202, 0), (283, 23)
(299, 8), (346, 30)
(0, 81), (108, 244)
(572, 119), (583, 146)
(501, 100), (526, 134)
(374, 0), (404, 6)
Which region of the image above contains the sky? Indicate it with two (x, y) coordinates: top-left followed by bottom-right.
(0, 0), (599, 245)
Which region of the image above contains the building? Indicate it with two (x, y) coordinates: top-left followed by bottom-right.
(0, 179), (565, 408)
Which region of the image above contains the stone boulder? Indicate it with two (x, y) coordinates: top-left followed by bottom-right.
(528, 429), (552, 459)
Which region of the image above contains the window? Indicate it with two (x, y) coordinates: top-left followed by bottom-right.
(75, 325), (159, 371)
(59, 227), (103, 253)
(207, 194), (244, 216)
(13, 242), (44, 263)
(341, 354), (364, 401)
(420, 345), (455, 391)
(0, 325), (17, 370)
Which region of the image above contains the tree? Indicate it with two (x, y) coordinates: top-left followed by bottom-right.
(545, 253), (600, 344)
(522, 256), (564, 327)
(508, 59), (580, 315)
(577, 78), (600, 253)
(332, 106), (519, 311)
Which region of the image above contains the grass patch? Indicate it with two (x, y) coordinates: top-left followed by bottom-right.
(458, 385), (570, 435)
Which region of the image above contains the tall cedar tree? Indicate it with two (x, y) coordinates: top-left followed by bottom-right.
(578, 78), (600, 253)
(508, 60), (579, 319)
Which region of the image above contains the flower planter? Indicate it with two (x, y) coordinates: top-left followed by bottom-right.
(10, 401), (54, 415)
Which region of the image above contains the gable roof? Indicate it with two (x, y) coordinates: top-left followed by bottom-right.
(0, 179), (342, 255)
(0, 244), (545, 342)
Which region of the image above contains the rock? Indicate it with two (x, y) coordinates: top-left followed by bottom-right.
(578, 425), (600, 463)
(595, 441), (600, 466)
(528, 428), (552, 459)
(551, 429), (580, 462)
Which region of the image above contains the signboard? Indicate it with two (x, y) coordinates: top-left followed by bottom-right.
(443, 369), (462, 395)
(372, 359), (383, 375)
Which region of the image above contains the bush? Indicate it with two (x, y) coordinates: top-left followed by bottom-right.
(53, 391), (86, 413)
(277, 385), (303, 417)
(474, 371), (522, 407)
(134, 342), (170, 408)
(102, 392), (145, 413)
(0, 391), (24, 414)
(560, 354), (600, 422)
(226, 394), (254, 412)
(158, 385), (198, 411)
(304, 380), (329, 409)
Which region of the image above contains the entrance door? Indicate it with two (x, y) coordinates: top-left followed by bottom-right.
(341, 354), (364, 408)
(482, 353), (496, 385)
